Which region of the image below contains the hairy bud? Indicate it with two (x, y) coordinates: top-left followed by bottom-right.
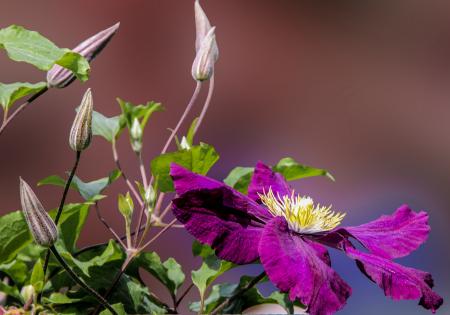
(20, 178), (58, 247)
(70, 89), (93, 152)
(192, 27), (218, 81)
(47, 22), (120, 88)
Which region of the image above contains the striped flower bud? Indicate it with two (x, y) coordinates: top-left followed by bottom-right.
(20, 178), (58, 247)
(192, 27), (218, 81)
(47, 22), (120, 88)
(69, 88), (93, 152)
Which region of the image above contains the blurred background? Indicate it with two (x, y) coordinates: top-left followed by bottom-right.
(1, 1), (449, 314)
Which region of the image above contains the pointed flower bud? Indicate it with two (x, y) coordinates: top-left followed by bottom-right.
(130, 118), (143, 153)
(20, 178), (58, 247)
(194, 0), (213, 52)
(192, 27), (218, 81)
(47, 22), (120, 88)
(70, 88), (93, 152)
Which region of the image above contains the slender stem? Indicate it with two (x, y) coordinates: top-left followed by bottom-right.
(194, 75), (214, 134)
(0, 87), (49, 137)
(49, 246), (117, 315)
(136, 193), (165, 247)
(175, 283), (194, 309)
(95, 203), (127, 249)
(112, 140), (144, 207)
(139, 218), (177, 251)
(159, 202), (172, 221)
(138, 152), (148, 190)
(210, 272), (266, 315)
(160, 81), (202, 155)
(40, 151), (81, 303)
(153, 192), (165, 217)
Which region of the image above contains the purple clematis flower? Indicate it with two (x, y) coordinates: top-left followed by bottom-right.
(170, 162), (443, 315)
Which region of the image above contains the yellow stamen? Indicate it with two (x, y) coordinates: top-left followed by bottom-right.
(259, 188), (345, 234)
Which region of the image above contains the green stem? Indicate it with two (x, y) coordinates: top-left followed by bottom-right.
(49, 246), (117, 315)
(210, 272), (266, 315)
(39, 151), (81, 303)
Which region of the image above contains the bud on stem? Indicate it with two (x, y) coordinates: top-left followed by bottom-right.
(130, 118), (143, 153)
(69, 88), (93, 152)
(47, 22), (120, 88)
(20, 178), (58, 247)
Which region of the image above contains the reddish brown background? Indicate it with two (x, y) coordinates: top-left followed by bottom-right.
(1, 1), (449, 314)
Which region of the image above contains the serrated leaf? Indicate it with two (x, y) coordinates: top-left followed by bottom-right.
(223, 167), (254, 194)
(0, 25), (90, 80)
(137, 252), (185, 295)
(92, 110), (121, 142)
(151, 143), (219, 192)
(273, 157), (334, 182)
(0, 82), (46, 110)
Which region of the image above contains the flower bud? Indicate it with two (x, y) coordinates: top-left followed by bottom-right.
(19, 178), (58, 247)
(130, 118), (142, 153)
(47, 22), (120, 88)
(194, 0), (212, 52)
(20, 285), (35, 304)
(69, 88), (93, 152)
(192, 27), (218, 81)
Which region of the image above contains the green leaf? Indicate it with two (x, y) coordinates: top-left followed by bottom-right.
(0, 280), (22, 302)
(43, 292), (85, 305)
(186, 117), (199, 146)
(0, 211), (32, 264)
(99, 303), (127, 315)
(0, 82), (46, 110)
(0, 260), (28, 285)
(223, 167), (254, 194)
(30, 259), (44, 293)
(49, 203), (91, 252)
(92, 110), (122, 142)
(137, 252), (185, 295)
(0, 25), (90, 80)
(151, 143), (219, 192)
(191, 242), (235, 299)
(273, 157), (334, 182)
(117, 98), (164, 130)
(39, 169), (121, 201)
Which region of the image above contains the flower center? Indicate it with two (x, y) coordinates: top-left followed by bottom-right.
(259, 188), (346, 234)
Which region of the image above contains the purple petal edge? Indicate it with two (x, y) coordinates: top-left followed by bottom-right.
(248, 161), (292, 202)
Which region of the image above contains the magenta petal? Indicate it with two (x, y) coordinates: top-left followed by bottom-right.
(248, 161), (291, 202)
(259, 217), (351, 315)
(345, 247), (443, 313)
(172, 186), (267, 264)
(343, 205), (430, 259)
(304, 239), (331, 266)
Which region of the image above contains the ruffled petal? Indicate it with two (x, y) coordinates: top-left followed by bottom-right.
(304, 239), (331, 266)
(259, 217), (351, 315)
(342, 205), (430, 259)
(248, 161), (291, 202)
(171, 163), (272, 220)
(172, 186), (266, 264)
(345, 246), (443, 313)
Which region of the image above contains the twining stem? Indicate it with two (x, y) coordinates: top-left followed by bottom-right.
(95, 202), (126, 249)
(210, 272), (266, 315)
(0, 87), (49, 137)
(194, 75), (214, 134)
(160, 81), (202, 156)
(49, 246), (118, 315)
(40, 151), (81, 302)
(112, 140), (143, 206)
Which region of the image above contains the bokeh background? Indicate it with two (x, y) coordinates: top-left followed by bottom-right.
(1, 1), (449, 314)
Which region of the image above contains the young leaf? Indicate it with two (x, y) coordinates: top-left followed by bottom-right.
(186, 117), (199, 146)
(223, 167), (254, 194)
(137, 252), (185, 296)
(0, 25), (90, 80)
(30, 259), (44, 293)
(150, 143), (219, 192)
(92, 110), (122, 143)
(117, 98), (164, 130)
(0, 82), (46, 110)
(273, 157), (335, 182)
